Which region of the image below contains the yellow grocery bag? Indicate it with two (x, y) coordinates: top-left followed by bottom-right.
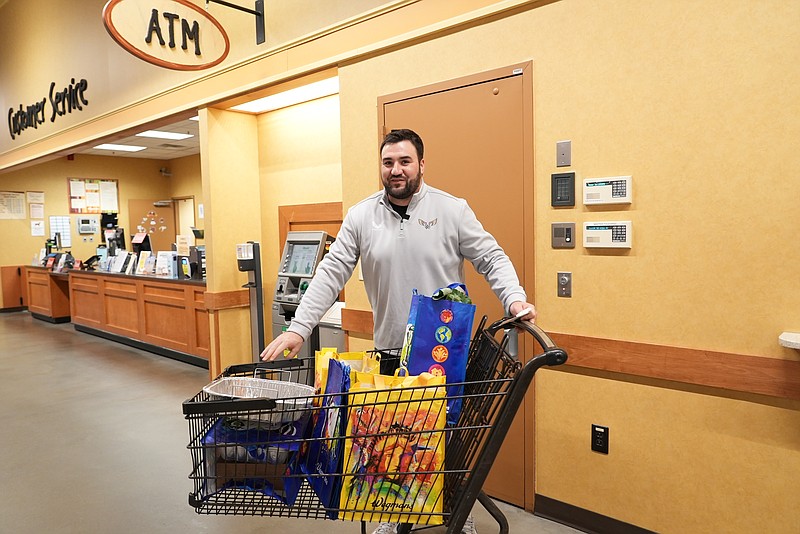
(339, 371), (446, 525)
(315, 349), (382, 393)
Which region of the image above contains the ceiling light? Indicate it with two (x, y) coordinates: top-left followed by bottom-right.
(136, 130), (194, 140)
(93, 143), (147, 152)
(231, 77), (339, 113)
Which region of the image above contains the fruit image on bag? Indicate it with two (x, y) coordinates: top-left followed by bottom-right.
(338, 372), (446, 525)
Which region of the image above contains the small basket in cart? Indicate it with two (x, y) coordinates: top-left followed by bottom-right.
(183, 316), (567, 534)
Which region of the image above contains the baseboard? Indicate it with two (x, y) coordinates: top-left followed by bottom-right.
(534, 494), (657, 534)
(74, 324), (209, 369)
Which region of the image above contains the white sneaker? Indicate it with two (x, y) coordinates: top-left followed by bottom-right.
(371, 523), (399, 534)
(461, 514), (477, 534)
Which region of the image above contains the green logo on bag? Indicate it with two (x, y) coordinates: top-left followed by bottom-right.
(434, 326), (452, 344)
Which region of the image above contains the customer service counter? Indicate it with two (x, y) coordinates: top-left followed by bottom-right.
(68, 270), (210, 366)
(25, 266), (71, 323)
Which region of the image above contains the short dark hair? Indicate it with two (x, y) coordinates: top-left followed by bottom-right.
(380, 129), (424, 160)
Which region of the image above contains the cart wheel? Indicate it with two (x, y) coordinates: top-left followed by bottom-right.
(397, 524), (412, 534)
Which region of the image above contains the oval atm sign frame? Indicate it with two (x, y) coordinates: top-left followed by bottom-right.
(103, 0), (230, 71)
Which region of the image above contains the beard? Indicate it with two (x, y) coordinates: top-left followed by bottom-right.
(383, 171), (421, 201)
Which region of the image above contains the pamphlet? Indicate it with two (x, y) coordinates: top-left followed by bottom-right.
(136, 251), (152, 275)
(111, 253), (128, 273)
(155, 251), (177, 278)
(125, 253), (137, 275)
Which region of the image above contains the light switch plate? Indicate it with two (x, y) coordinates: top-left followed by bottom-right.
(556, 140), (571, 167)
(558, 271), (572, 297)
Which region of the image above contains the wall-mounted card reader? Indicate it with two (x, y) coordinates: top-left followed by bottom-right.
(551, 222), (575, 248)
(583, 221), (632, 248)
(583, 176), (632, 205)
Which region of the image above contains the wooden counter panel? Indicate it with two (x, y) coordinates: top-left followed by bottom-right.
(68, 271), (208, 361)
(27, 278), (52, 316)
(26, 268), (70, 321)
(104, 291), (139, 335)
(194, 307), (210, 356)
(142, 298), (189, 350)
(71, 288), (103, 326)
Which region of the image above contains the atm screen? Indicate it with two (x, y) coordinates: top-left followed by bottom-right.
(285, 243), (319, 275)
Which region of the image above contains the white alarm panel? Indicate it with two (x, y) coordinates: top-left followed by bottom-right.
(583, 221), (632, 248)
(583, 175), (632, 205)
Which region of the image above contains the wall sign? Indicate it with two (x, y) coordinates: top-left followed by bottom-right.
(103, 0), (230, 71)
(7, 78), (89, 141)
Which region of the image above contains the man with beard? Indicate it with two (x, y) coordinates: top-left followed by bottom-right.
(262, 128), (534, 534)
(261, 128), (536, 362)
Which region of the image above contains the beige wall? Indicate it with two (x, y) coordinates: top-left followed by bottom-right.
(2, 0), (799, 532)
(337, 0), (800, 532)
(257, 94), (343, 300)
(168, 154), (204, 233)
(0, 154), (171, 265)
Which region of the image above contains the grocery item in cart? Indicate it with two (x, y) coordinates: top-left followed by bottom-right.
(201, 415), (310, 505)
(339, 371), (446, 525)
(202, 376), (315, 425)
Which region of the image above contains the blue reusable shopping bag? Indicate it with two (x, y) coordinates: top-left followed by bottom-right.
(302, 357), (350, 518)
(401, 283), (476, 425)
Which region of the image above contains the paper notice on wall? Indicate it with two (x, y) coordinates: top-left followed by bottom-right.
(99, 180), (118, 211)
(31, 220), (45, 236)
(29, 203), (44, 219)
(27, 191), (45, 204)
(0, 191), (25, 219)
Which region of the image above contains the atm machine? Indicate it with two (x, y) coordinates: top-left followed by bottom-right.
(271, 231), (344, 366)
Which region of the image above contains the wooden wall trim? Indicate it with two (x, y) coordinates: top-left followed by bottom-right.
(551, 333), (800, 401)
(204, 289), (249, 311)
(339, 311), (800, 400)
(278, 202), (343, 254)
(341, 307), (373, 335)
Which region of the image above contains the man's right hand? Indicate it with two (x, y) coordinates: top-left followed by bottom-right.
(260, 331), (304, 361)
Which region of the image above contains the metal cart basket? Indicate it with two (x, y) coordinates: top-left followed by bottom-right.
(183, 316), (567, 533)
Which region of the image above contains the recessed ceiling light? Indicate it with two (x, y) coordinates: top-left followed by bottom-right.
(93, 143), (147, 152)
(136, 130), (194, 140)
(231, 77), (339, 113)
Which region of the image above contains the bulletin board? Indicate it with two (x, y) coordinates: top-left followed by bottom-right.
(68, 178), (119, 214)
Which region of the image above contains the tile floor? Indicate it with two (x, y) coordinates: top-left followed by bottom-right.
(0, 311), (579, 534)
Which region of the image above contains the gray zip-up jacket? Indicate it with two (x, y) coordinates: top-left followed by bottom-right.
(287, 181), (527, 349)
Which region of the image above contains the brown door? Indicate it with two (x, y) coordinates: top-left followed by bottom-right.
(379, 63), (534, 507)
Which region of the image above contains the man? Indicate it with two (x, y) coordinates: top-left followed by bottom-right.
(261, 128), (535, 534)
(261, 128), (536, 362)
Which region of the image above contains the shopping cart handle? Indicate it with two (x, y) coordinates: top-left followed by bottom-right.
(487, 316), (557, 349)
(182, 396), (278, 416)
(222, 358), (304, 377)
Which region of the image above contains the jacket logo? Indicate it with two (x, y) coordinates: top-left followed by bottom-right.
(418, 218), (437, 230)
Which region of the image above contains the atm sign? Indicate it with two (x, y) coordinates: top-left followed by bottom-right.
(103, 0), (230, 71)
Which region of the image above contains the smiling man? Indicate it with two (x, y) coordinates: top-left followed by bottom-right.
(261, 127), (536, 361)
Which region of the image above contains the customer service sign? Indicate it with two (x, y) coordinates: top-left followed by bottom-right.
(103, 0), (230, 70)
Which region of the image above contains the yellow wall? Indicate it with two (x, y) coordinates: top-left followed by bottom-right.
(168, 154), (204, 233)
(0, 154), (171, 266)
(336, 0), (800, 531)
(2, 0), (799, 531)
(256, 94), (343, 301)
(536, 369), (800, 533)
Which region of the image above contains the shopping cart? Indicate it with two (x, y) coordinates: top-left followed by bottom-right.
(183, 315), (567, 533)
